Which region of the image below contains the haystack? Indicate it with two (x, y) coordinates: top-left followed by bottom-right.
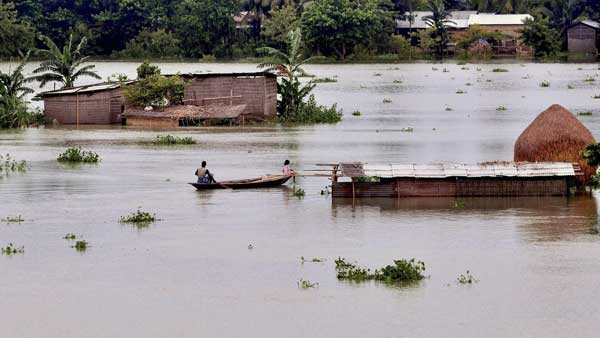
(514, 104), (596, 183)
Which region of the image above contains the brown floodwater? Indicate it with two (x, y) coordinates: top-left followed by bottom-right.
(1, 62), (600, 338)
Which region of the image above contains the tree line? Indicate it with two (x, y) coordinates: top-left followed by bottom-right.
(1, 0), (599, 60)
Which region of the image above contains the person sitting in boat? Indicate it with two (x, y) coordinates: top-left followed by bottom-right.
(195, 161), (215, 184)
(282, 160), (296, 176)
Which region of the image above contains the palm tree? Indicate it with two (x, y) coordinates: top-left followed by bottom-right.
(0, 52), (35, 128)
(32, 34), (101, 89)
(256, 29), (317, 119)
(0, 52), (34, 99)
(424, 0), (454, 56)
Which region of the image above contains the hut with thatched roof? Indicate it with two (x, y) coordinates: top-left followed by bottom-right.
(514, 104), (596, 183)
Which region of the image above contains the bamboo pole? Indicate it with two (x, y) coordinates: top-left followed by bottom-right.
(76, 93), (80, 127)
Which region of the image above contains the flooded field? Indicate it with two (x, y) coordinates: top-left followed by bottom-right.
(2, 62), (600, 338)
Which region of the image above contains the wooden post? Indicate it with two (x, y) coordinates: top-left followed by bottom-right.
(76, 93), (80, 127)
(352, 181), (356, 200)
(230, 89), (233, 105)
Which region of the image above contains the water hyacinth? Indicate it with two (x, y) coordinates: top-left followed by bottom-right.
(0, 154), (27, 178)
(335, 257), (426, 283)
(57, 147), (100, 163)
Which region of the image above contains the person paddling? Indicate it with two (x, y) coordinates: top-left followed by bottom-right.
(282, 160), (296, 176)
(195, 161), (215, 184)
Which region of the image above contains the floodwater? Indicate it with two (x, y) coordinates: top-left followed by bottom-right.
(2, 61), (600, 338)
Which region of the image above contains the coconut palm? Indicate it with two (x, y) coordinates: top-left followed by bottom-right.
(424, 0), (454, 56)
(32, 34), (101, 89)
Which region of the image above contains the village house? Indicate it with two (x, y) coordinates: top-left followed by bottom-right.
(38, 72), (278, 127)
(568, 20), (599, 54)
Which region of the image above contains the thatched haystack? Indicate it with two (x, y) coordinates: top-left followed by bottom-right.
(514, 104), (596, 183)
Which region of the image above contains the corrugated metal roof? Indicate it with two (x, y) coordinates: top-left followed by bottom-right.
(468, 14), (532, 26)
(577, 20), (600, 30)
(39, 81), (135, 97)
(339, 162), (575, 178)
(396, 11), (478, 29)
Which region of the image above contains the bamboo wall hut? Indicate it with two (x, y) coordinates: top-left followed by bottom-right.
(514, 104), (596, 183)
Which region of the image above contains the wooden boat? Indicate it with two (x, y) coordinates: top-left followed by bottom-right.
(189, 175), (291, 190)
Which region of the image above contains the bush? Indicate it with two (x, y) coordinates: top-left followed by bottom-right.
(335, 257), (426, 283)
(520, 17), (561, 57)
(136, 61), (161, 79)
(0, 153), (27, 178)
(124, 73), (186, 108)
(120, 209), (157, 226)
(154, 135), (196, 145)
(57, 147), (100, 163)
(281, 95), (342, 124)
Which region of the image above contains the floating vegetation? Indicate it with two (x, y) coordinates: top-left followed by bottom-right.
(568, 85), (575, 89)
(540, 81), (551, 88)
(578, 111), (593, 116)
(248, 244), (254, 250)
(335, 257), (426, 283)
(351, 110), (362, 116)
(457, 270), (478, 284)
(1, 243), (24, 255)
(593, 94), (600, 99)
(457, 61), (466, 66)
(292, 186), (305, 198)
(432, 67), (438, 71)
(486, 79), (492, 82)
(73, 240), (88, 252)
(492, 68), (508, 73)
(382, 98), (392, 104)
(154, 134), (196, 145)
(454, 200), (466, 208)
(584, 76), (596, 82)
(496, 106), (507, 111)
(465, 82), (472, 86)
(589, 228), (599, 235)
(456, 89), (466, 94)
(476, 68), (482, 71)
(401, 127), (414, 132)
(297, 279), (318, 289)
(442, 68), (449, 73)
(392, 80), (402, 84)
(2, 215), (24, 223)
(313, 77), (338, 83)
(57, 147), (100, 163)
(301, 256), (326, 263)
(373, 72), (382, 77)
(63, 233), (77, 240)
(445, 107), (453, 111)
(0, 154), (27, 178)
(461, 67), (470, 70)
(120, 209), (157, 226)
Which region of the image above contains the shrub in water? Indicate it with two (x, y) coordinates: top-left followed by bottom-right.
(0, 154), (27, 178)
(335, 257), (426, 283)
(120, 209), (157, 225)
(457, 270), (478, 284)
(297, 279), (318, 289)
(2, 215), (24, 223)
(1, 243), (24, 255)
(154, 135), (196, 145)
(492, 68), (509, 72)
(312, 77), (337, 83)
(352, 110), (362, 116)
(73, 240), (88, 252)
(57, 147), (100, 163)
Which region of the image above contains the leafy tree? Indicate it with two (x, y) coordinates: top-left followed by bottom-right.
(262, 5), (300, 49)
(124, 62), (185, 108)
(117, 29), (181, 59)
(0, 1), (35, 57)
(136, 61), (161, 79)
(424, 0), (453, 56)
(519, 16), (561, 57)
(32, 34), (101, 88)
(0, 53), (36, 128)
(301, 0), (391, 59)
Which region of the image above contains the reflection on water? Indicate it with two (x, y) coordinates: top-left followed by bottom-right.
(2, 62), (600, 338)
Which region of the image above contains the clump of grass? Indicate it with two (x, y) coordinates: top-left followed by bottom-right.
(382, 98), (392, 104)
(73, 240), (88, 252)
(154, 135), (196, 145)
(401, 127), (414, 132)
(352, 110), (362, 116)
(454, 200), (466, 208)
(2, 215), (24, 223)
(456, 89), (466, 94)
(496, 106), (507, 111)
(313, 77), (337, 83)
(592, 94), (600, 99)
(392, 80), (402, 84)
(1, 243), (24, 255)
(457, 270), (478, 284)
(568, 85), (575, 89)
(492, 68), (509, 73)
(461, 67), (470, 70)
(0, 154), (27, 178)
(120, 209), (157, 226)
(335, 257), (426, 283)
(57, 147), (100, 163)
(578, 111), (593, 116)
(301, 256), (326, 263)
(292, 186), (305, 198)
(540, 81), (550, 88)
(589, 228), (599, 235)
(297, 279), (318, 289)
(584, 76), (596, 82)
(373, 72), (382, 77)
(64, 233), (77, 240)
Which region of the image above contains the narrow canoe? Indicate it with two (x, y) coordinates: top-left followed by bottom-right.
(189, 175), (291, 190)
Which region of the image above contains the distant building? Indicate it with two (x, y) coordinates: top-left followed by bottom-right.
(233, 11), (255, 30)
(467, 14), (533, 38)
(568, 20), (599, 54)
(395, 11), (478, 34)
(38, 72), (278, 126)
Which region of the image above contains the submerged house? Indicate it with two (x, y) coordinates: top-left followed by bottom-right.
(38, 72), (278, 126)
(568, 20), (599, 54)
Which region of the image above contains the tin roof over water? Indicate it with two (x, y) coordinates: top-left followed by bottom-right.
(339, 162), (576, 178)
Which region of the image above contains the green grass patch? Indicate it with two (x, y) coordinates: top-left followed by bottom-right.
(578, 111), (593, 116)
(1, 243), (24, 255)
(335, 257), (426, 283)
(154, 135), (196, 145)
(57, 147), (100, 163)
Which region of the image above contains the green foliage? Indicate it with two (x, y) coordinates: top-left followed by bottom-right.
(0, 2), (35, 57)
(383, 98), (392, 104)
(335, 257), (426, 283)
(496, 105), (507, 111)
(352, 110), (362, 116)
(57, 147), (100, 163)
(313, 77), (337, 83)
(1, 243), (24, 255)
(297, 279), (318, 289)
(590, 173), (600, 189)
(581, 143), (600, 166)
(73, 240), (88, 252)
(262, 5), (300, 49)
(292, 185), (305, 198)
(520, 17), (561, 57)
(540, 80), (551, 87)
(2, 215), (24, 223)
(116, 29), (181, 59)
(457, 270), (478, 284)
(124, 66), (186, 108)
(492, 68), (509, 72)
(300, 256), (326, 263)
(120, 209), (157, 226)
(577, 111), (593, 116)
(0, 153), (27, 178)
(32, 34), (101, 89)
(154, 135), (196, 145)
(0, 53), (38, 129)
(64, 233), (77, 240)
